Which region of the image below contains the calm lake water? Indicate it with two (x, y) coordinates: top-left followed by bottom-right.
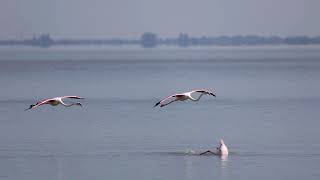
(0, 46), (320, 180)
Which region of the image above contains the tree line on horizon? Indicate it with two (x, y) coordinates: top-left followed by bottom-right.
(1, 32), (320, 48)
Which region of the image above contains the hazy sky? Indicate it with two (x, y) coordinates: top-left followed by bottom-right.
(1, 0), (320, 39)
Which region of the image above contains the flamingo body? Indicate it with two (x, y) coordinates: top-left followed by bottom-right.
(25, 96), (84, 110)
(217, 139), (229, 155)
(199, 139), (229, 156)
(154, 89), (215, 107)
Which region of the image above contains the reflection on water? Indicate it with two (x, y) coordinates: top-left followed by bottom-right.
(219, 154), (229, 177)
(185, 156), (194, 180)
(55, 157), (64, 180)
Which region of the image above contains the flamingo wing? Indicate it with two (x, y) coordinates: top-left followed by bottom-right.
(30, 98), (54, 109)
(192, 89), (216, 97)
(61, 96), (84, 100)
(154, 94), (177, 107)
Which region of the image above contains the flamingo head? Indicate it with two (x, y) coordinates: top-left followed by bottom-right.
(75, 103), (82, 107)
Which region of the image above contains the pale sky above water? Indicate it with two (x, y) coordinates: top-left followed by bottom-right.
(1, 0), (320, 39)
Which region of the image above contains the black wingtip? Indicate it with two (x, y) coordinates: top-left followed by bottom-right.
(24, 107), (33, 111)
(24, 105), (34, 111)
(154, 101), (160, 107)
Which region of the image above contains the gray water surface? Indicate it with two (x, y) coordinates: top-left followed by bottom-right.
(0, 46), (320, 180)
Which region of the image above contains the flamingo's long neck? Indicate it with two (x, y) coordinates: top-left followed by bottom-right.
(64, 103), (77, 107)
(59, 100), (76, 107)
(190, 93), (204, 101)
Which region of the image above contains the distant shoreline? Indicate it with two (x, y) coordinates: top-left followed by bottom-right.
(1, 33), (320, 48)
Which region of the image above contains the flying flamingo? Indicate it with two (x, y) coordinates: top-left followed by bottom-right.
(154, 89), (216, 107)
(25, 96), (84, 110)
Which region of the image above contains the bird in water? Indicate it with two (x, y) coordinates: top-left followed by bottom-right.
(154, 89), (216, 107)
(199, 139), (229, 156)
(25, 96), (84, 110)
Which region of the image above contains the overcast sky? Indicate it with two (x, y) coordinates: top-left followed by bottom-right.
(1, 0), (320, 39)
